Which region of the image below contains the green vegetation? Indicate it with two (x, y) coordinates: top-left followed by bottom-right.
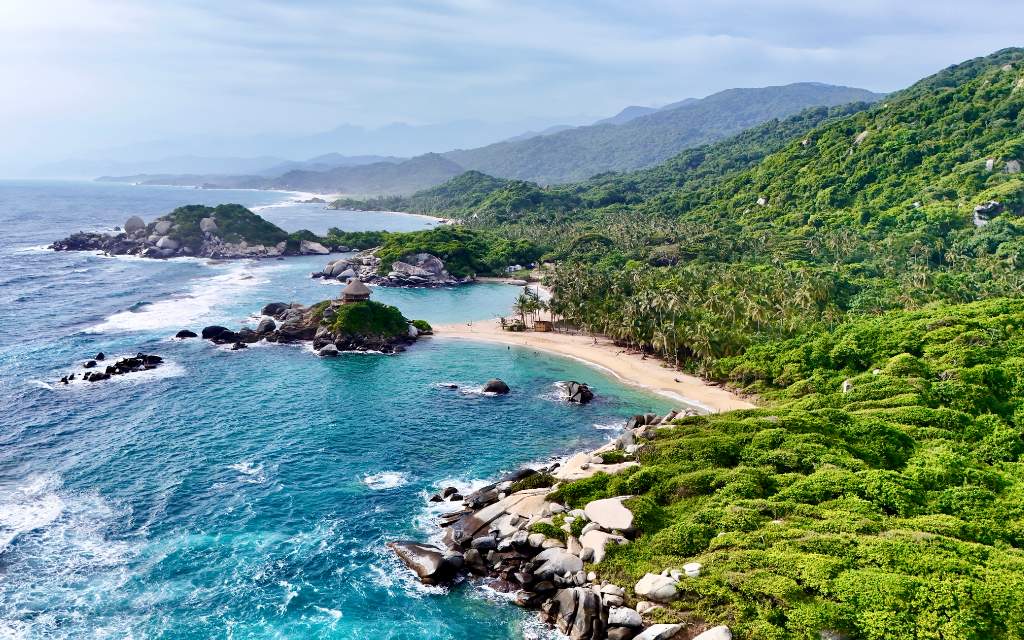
(327, 301), (409, 338)
(374, 226), (541, 277)
(553, 298), (1024, 639)
(411, 319), (433, 334)
(439, 48), (1024, 637)
(529, 521), (567, 543)
(509, 472), (556, 493)
(321, 229), (390, 250)
(443, 83), (882, 184)
(159, 203), (290, 251)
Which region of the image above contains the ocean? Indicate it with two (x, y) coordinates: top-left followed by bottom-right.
(0, 180), (674, 639)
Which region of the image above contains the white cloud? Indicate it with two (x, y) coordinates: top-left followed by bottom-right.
(0, 0), (1021, 169)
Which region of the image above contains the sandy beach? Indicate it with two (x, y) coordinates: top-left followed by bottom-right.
(432, 319), (756, 413)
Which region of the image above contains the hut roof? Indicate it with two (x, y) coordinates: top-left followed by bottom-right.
(341, 278), (371, 297)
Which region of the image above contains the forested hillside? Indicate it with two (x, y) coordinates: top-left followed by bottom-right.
(443, 83), (882, 184)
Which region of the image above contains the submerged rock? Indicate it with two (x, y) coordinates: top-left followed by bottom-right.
(565, 381), (594, 404)
(175, 329), (198, 339)
(483, 379), (510, 394)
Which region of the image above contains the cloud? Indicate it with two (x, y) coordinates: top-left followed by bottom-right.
(0, 0), (1021, 169)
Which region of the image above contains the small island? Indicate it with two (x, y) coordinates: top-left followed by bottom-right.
(197, 278), (432, 354)
(50, 203), (339, 259)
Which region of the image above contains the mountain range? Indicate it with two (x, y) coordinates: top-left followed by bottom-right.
(98, 82), (883, 196)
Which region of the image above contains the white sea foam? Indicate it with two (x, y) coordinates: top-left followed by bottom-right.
(362, 471), (410, 490)
(87, 262), (273, 334)
(0, 475), (66, 554)
(592, 421), (624, 431)
(53, 360), (186, 389)
(229, 461), (267, 484)
(313, 605), (343, 622)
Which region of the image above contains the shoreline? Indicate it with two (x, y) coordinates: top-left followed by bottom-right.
(431, 318), (755, 413)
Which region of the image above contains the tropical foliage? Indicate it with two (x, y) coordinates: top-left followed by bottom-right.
(553, 298), (1024, 639)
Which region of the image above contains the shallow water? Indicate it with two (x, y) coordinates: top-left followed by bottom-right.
(0, 180), (674, 639)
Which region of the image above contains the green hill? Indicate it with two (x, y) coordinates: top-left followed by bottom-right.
(443, 83), (883, 184)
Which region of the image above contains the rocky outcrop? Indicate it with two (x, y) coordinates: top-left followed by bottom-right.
(565, 381), (595, 404)
(391, 406), (718, 640)
(59, 352), (163, 384)
(314, 250), (470, 288)
(202, 299), (424, 354)
(388, 541), (461, 585)
(974, 200), (1004, 227)
(51, 212), (341, 260)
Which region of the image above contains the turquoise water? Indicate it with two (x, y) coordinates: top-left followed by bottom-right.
(0, 180), (674, 639)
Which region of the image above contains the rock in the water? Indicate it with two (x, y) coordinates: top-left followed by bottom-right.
(565, 381), (594, 404)
(692, 626), (732, 640)
(94, 352), (105, 361)
(124, 216), (145, 233)
(318, 344), (340, 357)
(261, 302), (290, 317)
(635, 624), (684, 640)
(584, 497), (634, 531)
(256, 317), (276, 334)
(175, 329), (198, 339)
(388, 541), (457, 585)
(483, 379), (510, 394)
(635, 573), (678, 603)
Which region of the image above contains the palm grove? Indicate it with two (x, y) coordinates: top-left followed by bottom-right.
(345, 49), (1024, 638)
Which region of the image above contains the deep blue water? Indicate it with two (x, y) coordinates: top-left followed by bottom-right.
(0, 180), (674, 639)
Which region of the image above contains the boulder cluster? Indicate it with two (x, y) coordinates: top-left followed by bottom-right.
(60, 351), (163, 383)
(314, 251), (469, 287)
(186, 300), (425, 354)
(390, 407), (725, 640)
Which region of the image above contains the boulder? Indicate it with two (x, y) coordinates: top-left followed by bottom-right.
(549, 588), (606, 640)
(608, 606), (642, 628)
(580, 529), (626, 563)
(635, 573), (678, 603)
(199, 217), (218, 233)
(584, 497), (634, 531)
(318, 344), (339, 357)
(693, 627), (732, 640)
(154, 220), (172, 235)
(261, 302), (290, 317)
(1008, 160), (1022, 174)
(300, 239), (330, 255)
(565, 381), (595, 404)
(635, 624), (684, 640)
(684, 561), (702, 577)
(388, 541), (457, 585)
(256, 317), (276, 334)
(155, 236), (180, 251)
(483, 378), (510, 394)
(532, 548), (583, 579)
(607, 629), (638, 640)
(123, 216), (145, 234)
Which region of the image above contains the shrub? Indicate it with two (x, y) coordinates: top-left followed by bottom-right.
(509, 472), (555, 493)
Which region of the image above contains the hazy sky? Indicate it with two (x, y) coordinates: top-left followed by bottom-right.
(2, 0), (1021, 168)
